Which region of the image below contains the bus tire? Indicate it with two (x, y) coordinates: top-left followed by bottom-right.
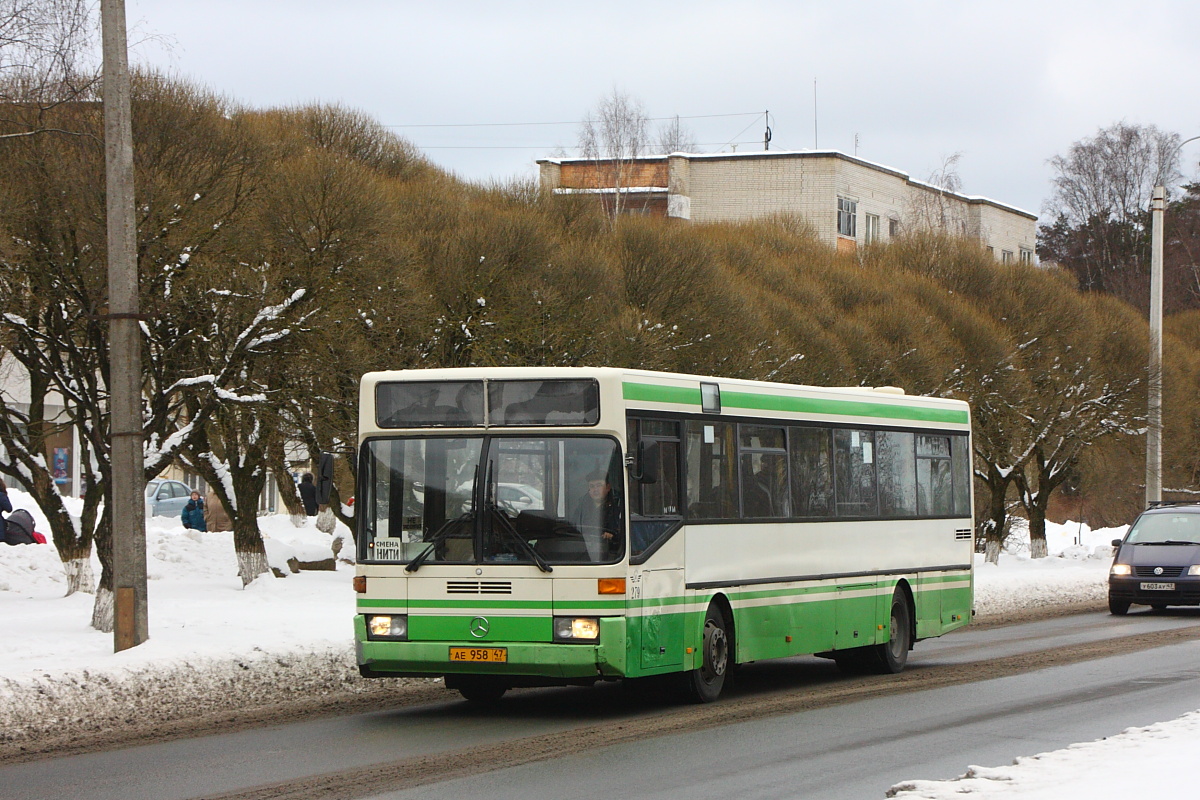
(449, 676), (507, 704)
(687, 604), (730, 703)
(869, 591), (912, 674)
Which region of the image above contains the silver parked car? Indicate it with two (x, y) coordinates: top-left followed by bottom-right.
(145, 479), (193, 518)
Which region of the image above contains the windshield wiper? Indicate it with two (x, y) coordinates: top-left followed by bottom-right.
(483, 460), (552, 573)
(405, 510), (475, 573)
(1161, 540), (1200, 546)
(488, 503), (553, 573)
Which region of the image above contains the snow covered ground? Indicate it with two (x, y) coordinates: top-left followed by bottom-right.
(1, 488), (1193, 796)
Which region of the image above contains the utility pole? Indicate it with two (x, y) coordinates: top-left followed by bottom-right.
(1146, 185), (1164, 507)
(1146, 135), (1199, 509)
(101, 0), (147, 651)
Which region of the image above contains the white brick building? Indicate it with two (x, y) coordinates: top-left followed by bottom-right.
(538, 150), (1037, 262)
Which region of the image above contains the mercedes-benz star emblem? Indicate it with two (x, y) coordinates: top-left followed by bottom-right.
(1154, 567), (1164, 576)
(469, 617), (490, 638)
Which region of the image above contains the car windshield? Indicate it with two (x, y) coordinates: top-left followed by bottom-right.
(1126, 512), (1200, 544)
(361, 435), (625, 566)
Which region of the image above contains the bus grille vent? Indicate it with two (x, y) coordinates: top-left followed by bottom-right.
(446, 581), (513, 594)
(955, 529), (972, 540)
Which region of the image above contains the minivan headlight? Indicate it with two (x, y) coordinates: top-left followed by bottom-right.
(366, 614), (408, 640)
(1188, 565), (1200, 576)
(554, 616), (600, 642)
(1110, 564), (1132, 576)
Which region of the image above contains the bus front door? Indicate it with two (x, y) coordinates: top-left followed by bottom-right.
(637, 569), (685, 670)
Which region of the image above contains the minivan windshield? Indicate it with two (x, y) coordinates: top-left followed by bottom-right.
(1126, 512), (1200, 545)
(361, 435), (625, 565)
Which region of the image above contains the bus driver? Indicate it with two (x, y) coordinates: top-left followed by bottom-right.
(569, 470), (622, 561)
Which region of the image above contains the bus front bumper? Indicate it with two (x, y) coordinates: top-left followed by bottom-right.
(355, 615), (627, 679)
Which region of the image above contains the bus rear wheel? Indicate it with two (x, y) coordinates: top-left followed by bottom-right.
(447, 675), (507, 704)
(687, 604), (730, 703)
(869, 591), (912, 674)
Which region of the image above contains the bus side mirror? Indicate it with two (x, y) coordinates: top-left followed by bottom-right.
(635, 441), (660, 485)
(317, 452), (335, 505)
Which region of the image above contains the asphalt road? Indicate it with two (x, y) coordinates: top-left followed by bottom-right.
(5, 608), (1200, 800)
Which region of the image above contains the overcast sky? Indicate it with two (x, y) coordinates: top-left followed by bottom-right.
(125, 1), (1200, 220)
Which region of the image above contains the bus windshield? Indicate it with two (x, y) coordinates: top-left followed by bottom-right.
(361, 435), (625, 566)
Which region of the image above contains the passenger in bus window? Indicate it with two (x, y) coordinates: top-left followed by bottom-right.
(570, 470), (622, 560)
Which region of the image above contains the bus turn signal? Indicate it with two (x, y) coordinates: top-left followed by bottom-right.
(598, 578), (626, 594)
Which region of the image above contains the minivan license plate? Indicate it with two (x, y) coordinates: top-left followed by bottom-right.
(1140, 582), (1175, 591)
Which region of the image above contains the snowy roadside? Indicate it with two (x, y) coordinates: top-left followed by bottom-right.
(0, 493), (1119, 751)
(886, 711), (1200, 798)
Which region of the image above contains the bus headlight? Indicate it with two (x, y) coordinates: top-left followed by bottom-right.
(1110, 564), (1132, 577)
(366, 614), (408, 640)
(554, 617), (600, 642)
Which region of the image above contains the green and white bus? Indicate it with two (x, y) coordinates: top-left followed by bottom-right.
(354, 367), (973, 702)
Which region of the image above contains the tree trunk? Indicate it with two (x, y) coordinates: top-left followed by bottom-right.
(1028, 512), (1049, 559)
(985, 536), (1001, 564)
(91, 586), (114, 633)
(979, 465), (1013, 565)
(63, 554), (96, 596)
(91, 506), (114, 631)
(269, 439), (305, 527)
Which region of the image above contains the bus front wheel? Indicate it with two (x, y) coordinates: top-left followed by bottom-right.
(447, 675), (507, 704)
(687, 604), (730, 703)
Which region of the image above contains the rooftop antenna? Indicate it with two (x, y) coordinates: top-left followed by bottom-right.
(854, 133), (859, 157)
(813, 79), (818, 149)
(763, 110), (772, 151)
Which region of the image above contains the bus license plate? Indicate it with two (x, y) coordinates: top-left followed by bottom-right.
(1141, 582), (1175, 591)
(449, 647), (507, 663)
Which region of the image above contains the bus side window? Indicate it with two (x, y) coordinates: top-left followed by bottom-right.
(686, 421), (737, 520)
(790, 427), (833, 517)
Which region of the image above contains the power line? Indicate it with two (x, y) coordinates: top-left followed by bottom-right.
(386, 111), (764, 129)
(411, 140), (764, 151)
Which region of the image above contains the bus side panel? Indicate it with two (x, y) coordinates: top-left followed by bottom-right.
(911, 574), (944, 640)
(934, 571), (973, 635)
(835, 582), (881, 650)
(732, 585), (838, 662)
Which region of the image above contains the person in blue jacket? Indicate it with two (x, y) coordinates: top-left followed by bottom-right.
(181, 490), (207, 531)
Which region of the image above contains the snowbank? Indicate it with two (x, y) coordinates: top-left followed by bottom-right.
(887, 711), (1200, 798)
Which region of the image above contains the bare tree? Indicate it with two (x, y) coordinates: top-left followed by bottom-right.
(907, 153), (968, 235)
(655, 114), (698, 154)
(1047, 122), (1182, 227)
(1040, 122), (1183, 304)
(0, 0), (97, 118)
(577, 90), (649, 218)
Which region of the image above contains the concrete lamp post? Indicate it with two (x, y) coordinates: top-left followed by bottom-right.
(1146, 135), (1200, 508)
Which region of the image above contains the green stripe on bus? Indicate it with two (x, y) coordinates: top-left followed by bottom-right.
(358, 598), (627, 611)
(621, 381), (969, 425)
(622, 382), (702, 405)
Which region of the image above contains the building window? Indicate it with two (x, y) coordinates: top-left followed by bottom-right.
(889, 217), (901, 238)
(837, 197), (857, 238)
(864, 213), (880, 244)
(987, 246), (995, 258)
(1001, 250), (1014, 264)
(1019, 247), (1034, 264)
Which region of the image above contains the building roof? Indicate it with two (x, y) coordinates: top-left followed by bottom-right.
(538, 149), (1036, 221)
